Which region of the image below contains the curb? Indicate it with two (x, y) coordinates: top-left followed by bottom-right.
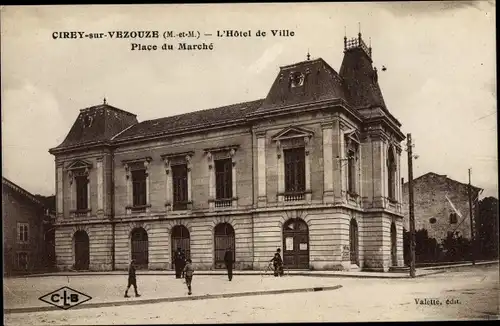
(420, 260), (499, 271)
(4, 284), (343, 314)
(18, 270), (445, 279)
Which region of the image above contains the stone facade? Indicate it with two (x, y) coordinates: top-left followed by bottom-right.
(49, 34), (406, 272)
(2, 178), (53, 275)
(402, 172), (482, 243)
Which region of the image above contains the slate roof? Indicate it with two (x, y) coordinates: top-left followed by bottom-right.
(52, 104), (138, 151)
(255, 58), (348, 114)
(52, 37), (396, 149)
(339, 47), (387, 109)
(113, 99), (264, 141)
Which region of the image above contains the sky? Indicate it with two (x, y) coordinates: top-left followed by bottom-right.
(1, 2), (497, 198)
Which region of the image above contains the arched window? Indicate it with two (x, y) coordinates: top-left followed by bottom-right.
(171, 225), (190, 265)
(345, 132), (360, 195)
(349, 219), (359, 265)
(283, 218), (309, 269)
(214, 223), (235, 269)
(131, 227), (148, 269)
(74, 231), (90, 270)
(387, 146), (397, 200)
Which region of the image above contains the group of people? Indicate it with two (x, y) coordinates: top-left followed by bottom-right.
(124, 247), (284, 297)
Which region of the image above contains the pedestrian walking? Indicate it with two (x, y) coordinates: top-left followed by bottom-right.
(270, 248), (284, 277)
(124, 259), (141, 298)
(183, 258), (194, 295)
(181, 249), (187, 278)
(174, 247), (185, 279)
(224, 247), (234, 281)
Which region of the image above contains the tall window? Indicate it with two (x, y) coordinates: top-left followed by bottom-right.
(132, 169), (147, 207)
(347, 149), (356, 194)
(387, 147), (396, 201)
(284, 147), (305, 193)
(172, 164), (188, 210)
(449, 213), (458, 224)
(215, 159), (232, 200)
(17, 222), (29, 243)
(75, 175), (88, 210)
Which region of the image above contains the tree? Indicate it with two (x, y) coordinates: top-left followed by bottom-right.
(403, 228), (442, 264)
(476, 197), (499, 260)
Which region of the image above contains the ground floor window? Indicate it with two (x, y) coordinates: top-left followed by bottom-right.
(131, 227), (149, 269)
(74, 230), (90, 270)
(214, 223), (235, 269)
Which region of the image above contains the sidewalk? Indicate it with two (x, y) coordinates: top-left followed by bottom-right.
(4, 274), (344, 314)
(20, 268), (445, 279)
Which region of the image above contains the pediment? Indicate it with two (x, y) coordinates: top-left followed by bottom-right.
(66, 159), (93, 171)
(272, 126), (314, 141)
(344, 130), (360, 144)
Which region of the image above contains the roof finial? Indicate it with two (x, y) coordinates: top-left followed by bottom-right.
(344, 26), (347, 50)
(307, 49), (310, 61)
(358, 22), (362, 42)
(103, 97), (107, 105)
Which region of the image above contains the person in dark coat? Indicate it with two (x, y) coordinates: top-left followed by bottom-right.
(183, 258), (194, 295)
(124, 259), (141, 297)
(224, 248), (234, 281)
(174, 247), (185, 279)
(270, 248), (284, 277)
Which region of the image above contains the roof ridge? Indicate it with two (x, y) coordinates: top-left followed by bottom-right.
(139, 98), (265, 124)
(2, 177), (43, 206)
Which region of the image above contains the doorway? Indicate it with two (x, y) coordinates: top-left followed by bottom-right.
(74, 231), (90, 270)
(131, 227), (149, 269)
(282, 218), (309, 269)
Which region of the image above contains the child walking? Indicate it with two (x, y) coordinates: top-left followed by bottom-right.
(124, 259), (141, 298)
(183, 258), (194, 295)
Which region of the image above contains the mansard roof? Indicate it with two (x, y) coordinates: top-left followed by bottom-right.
(113, 99), (264, 142)
(51, 104), (138, 152)
(254, 58), (348, 115)
(339, 45), (387, 110)
(51, 35), (401, 151)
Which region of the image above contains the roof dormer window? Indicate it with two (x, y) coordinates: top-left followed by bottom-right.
(83, 115), (93, 128)
(290, 71), (305, 88)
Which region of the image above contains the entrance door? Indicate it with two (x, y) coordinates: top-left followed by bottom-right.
(171, 225), (190, 270)
(214, 223), (235, 269)
(74, 231), (89, 270)
(131, 228), (149, 269)
(391, 222), (397, 266)
(349, 219), (359, 265)
(283, 218), (309, 269)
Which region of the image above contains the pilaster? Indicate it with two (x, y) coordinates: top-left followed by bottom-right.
(322, 123), (334, 204)
(97, 157), (104, 217)
(56, 163), (63, 218)
(256, 132), (267, 207)
(304, 136), (312, 203)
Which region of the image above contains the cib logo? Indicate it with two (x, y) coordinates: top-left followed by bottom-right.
(39, 286), (92, 310)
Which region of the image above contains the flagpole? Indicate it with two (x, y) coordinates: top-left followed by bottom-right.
(468, 168), (475, 266)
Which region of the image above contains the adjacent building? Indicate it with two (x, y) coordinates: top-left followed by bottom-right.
(2, 177), (55, 275)
(402, 172), (482, 243)
(49, 33), (406, 272)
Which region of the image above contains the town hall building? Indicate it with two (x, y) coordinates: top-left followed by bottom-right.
(49, 33), (406, 272)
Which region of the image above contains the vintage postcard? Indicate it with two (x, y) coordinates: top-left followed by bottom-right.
(2, 2), (498, 324)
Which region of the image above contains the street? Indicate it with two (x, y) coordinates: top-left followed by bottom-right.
(4, 264), (499, 324)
